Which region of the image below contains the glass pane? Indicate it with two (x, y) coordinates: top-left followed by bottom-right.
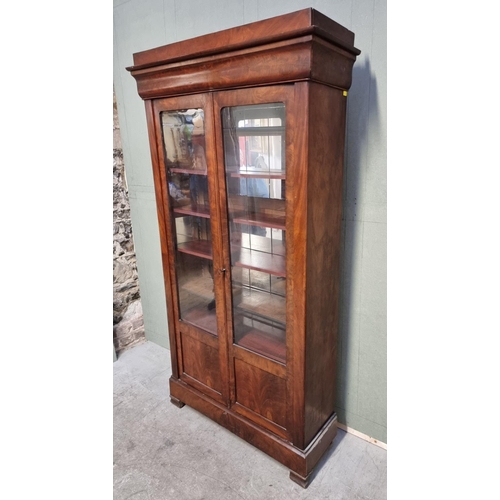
(222, 103), (286, 364)
(161, 108), (217, 335)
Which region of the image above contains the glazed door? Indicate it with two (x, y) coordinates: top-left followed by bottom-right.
(213, 86), (295, 439)
(152, 94), (230, 405)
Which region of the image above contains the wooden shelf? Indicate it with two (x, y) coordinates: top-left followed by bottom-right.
(233, 213), (285, 230)
(177, 240), (213, 260)
(234, 126), (285, 135)
(170, 167), (208, 176)
(182, 307), (218, 336)
(228, 169), (286, 180)
(234, 287), (286, 325)
(236, 328), (286, 364)
(234, 248), (286, 277)
(174, 204), (211, 218)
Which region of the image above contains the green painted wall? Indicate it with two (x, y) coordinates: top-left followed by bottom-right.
(113, 0), (387, 443)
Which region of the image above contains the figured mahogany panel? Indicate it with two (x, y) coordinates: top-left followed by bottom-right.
(232, 344), (286, 379)
(181, 333), (222, 394)
(234, 358), (286, 429)
(303, 82), (346, 446)
(285, 82), (309, 448)
(130, 41), (312, 100)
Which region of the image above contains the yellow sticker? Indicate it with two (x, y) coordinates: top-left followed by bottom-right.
(342, 90), (348, 97)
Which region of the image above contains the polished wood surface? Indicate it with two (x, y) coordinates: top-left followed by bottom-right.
(170, 376), (338, 479)
(181, 308), (218, 336)
(229, 170), (286, 180)
(173, 205), (210, 218)
(130, 8), (358, 69)
(236, 328), (286, 365)
(129, 9), (359, 488)
(232, 213), (286, 230)
(177, 240), (213, 260)
(303, 83), (346, 446)
(181, 333), (222, 394)
(234, 358), (286, 427)
(286, 82), (309, 448)
(129, 36), (357, 99)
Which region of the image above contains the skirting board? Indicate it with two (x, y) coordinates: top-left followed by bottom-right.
(337, 423), (387, 450)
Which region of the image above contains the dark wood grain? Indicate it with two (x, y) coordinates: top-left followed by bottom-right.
(232, 344), (286, 379)
(181, 333), (222, 394)
(285, 82), (309, 449)
(232, 213), (286, 230)
(169, 376), (338, 479)
(234, 358), (287, 429)
(289, 470), (312, 488)
(179, 321), (219, 347)
(303, 83), (345, 446)
(203, 93), (232, 408)
(129, 35), (358, 100)
(236, 329), (286, 364)
(228, 194), (285, 215)
(232, 402), (289, 440)
(130, 8), (358, 69)
(170, 396), (185, 408)
(168, 167), (208, 175)
(130, 40), (312, 99)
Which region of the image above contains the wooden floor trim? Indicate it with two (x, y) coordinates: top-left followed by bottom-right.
(337, 423), (387, 450)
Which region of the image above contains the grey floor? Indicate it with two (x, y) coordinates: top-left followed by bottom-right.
(113, 341), (387, 500)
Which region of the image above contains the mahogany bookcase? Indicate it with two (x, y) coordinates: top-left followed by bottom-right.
(127, 8), (360, 487)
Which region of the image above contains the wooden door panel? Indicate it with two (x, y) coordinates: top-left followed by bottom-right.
(181, 332), (223, 397)
(234, 358), (286, 429)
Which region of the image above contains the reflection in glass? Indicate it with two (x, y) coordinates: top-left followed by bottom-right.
(222, 103), (287, 363)
(161, 109), (216, 335)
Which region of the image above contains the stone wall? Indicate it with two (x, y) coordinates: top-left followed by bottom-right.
(113, 90), (145, 352)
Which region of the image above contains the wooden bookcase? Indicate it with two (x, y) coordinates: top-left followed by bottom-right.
(127, 8), (360, 487)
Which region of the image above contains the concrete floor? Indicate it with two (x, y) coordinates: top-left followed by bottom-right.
(113, 341), (387, 500)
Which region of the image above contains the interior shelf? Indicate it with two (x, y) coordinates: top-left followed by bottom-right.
(236, 327), (286, 364)
(173, 205), (211, 218)
(234, 287), (286, 325)
(182, 307), (218, 336)
(233, 213), (285, 230)
(234, 248), (286, 277)
(228, 169), (286, 180)
(169, 167), (208, 176)
(177, 240), (213, 260)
